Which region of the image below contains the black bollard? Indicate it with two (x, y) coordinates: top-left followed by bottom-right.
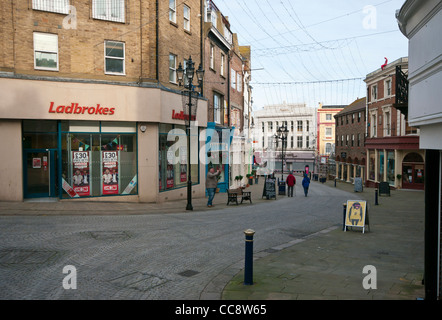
(375, 188), (379, 205)
(343, 203), (347, 231)
(244, 229), (255, 285)
(334, 178), (337, 187)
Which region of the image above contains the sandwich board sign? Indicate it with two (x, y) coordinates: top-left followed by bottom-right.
(344, 200), (370, 233)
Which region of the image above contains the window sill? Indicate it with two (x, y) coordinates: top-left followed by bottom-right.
(170, 21), (178, 28)
(35, 67), (59, 72)
(105, 72), (126, 76)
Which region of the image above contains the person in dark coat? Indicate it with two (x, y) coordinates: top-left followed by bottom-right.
(206, 167), (221, 207)
(302, 173), (310, 197)
(285, 171), (296, 197)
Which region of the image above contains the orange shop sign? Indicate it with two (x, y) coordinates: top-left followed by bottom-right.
(48, 102), (115, 115)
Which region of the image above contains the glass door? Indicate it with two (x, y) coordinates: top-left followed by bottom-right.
(23, 149), (56, 198)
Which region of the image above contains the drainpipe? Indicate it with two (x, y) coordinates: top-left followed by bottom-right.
(155, 0), (159, 81)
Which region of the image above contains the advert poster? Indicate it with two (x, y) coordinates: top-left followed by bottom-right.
(102, 151), (119, 195)
(166, 164), (174, 189)
(345, 200), (369, 233)
(180, 146), (187, 183)
(72, 151), (90, 197)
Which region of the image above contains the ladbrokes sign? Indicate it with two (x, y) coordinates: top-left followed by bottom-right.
(48, 102), (116, 115)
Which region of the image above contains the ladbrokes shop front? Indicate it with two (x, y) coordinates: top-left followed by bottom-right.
(0, 77), (207, 202)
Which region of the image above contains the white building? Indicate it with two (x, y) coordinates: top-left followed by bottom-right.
(397, 0), (442, 300)
(253, 102), (317, 176)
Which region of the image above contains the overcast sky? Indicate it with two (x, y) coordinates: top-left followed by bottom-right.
(212, 0), (409, 110)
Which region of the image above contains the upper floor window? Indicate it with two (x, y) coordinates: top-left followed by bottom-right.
(306, 120), (309, 132)
(371, 85), (378, 101)
(231, 69), (236, 89)
(105, 40), (125, 75)
(169, 53), (177, 83)
(385, 79), (392, 97)
(325, 127), (332, 137)
(237, 73), (242, 92)
(297, 121), (302, 132)
(183, 5), (190, 31)
(220, 53), (225, 77)
(34, 32), (58, 71)
(326, 114), (332, 121)
(93, 0), (125, 23)
(33, 0), (69, 14)
(268, 121), (273, 131)
(210, 44), (214, 70)
(169, 0), (176, 23)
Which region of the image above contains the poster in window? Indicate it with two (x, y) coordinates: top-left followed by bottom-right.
(33, 158), (41, 169)
(166, 164), (174, 189)
(180, 146), (187, 182)
(72, 151), (90, 197)
(102, 151), (119, 195)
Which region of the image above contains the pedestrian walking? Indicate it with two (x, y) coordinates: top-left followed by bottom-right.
(206, 167), (221, 207)
(302, 173), (310, 197)
(285, 171), (296, 197)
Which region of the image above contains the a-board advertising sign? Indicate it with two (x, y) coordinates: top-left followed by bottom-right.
(102, 151), (119, 195)
(344, 200), (370, 233)
(262, 176), (277, 199)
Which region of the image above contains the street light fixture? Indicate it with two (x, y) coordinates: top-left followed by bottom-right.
(177, 56), (204, 211)
(275, 125), (289, 181)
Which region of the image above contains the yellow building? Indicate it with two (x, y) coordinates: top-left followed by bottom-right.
(316, 103), (345, 159)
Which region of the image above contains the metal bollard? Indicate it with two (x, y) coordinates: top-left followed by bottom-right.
(342, 203), (347, 231)
(334, 178), (337, 187)
(244, 229), (255, 285)
(375, 188), (379, 205)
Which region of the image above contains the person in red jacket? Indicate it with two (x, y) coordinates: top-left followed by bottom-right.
(286, 171), (296, 197)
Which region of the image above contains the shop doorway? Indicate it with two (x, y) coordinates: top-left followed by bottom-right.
(402, 152), (424, 190)
(23, 149), (57, 198)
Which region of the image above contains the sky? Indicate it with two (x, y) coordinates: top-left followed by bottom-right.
(212, 0), (409, 111)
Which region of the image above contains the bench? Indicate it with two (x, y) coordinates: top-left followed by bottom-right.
(227, 189), (252, 205)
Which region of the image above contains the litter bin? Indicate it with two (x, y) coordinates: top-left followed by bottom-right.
(278, 181), (286, 195)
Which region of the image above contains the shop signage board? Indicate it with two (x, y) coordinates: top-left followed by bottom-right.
(72, 151), (90, 197)
(378, 181), (390, 196)
(102, 151), (119, 195)
(344, 200), (370, 233)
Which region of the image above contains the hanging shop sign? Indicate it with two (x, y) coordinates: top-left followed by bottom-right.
(48, 102), (115, 115)
(72, 151), (90, 197)
(102, 151), (119, 195)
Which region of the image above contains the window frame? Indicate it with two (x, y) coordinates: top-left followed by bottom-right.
(183, 4), (191, 31)
(169, 0), (177, 23)
(169, 53), (177, 83)
(92, 0), (125, 23)
(32, 0), (70, 14)
(33, 32), (59, 71)
(104, 40), (126, 75)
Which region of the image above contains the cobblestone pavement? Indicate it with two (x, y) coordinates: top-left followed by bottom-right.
(0, 180), (354, 299)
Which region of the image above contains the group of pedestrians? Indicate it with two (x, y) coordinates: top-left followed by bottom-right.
(205, 167), (311, 207)
(286, 171), (310, 197)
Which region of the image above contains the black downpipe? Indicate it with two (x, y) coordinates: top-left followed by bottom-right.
(155, 0), (159, 81)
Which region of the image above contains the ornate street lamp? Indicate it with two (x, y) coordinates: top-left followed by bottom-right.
(276, 125), (289, 181)
(177, 56), (204, 211)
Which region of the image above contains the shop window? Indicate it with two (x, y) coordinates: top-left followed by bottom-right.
(158, 124), (199, 192)
(23, 120), (58, 149)
(378, 151), (384, 182)
(369, 152), (375, 181)
(61, 121), (137, 198)
(387, 151), (395, 185)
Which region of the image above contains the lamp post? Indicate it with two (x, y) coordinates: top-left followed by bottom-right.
(276, 125), (289, 181)
(176, 56), (204, 211)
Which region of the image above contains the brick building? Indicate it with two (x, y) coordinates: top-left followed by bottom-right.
(334, 97), (366, 183)
(364, 57), (424, 190)
(0, 0), (209, 202)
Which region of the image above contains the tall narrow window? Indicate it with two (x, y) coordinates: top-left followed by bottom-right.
(210, 44), (214, 69)
(183, 5), (190, 31)
(169, 53), (177, 83)
(93, 0), (125, 23)
(384, 111), (391, 136)
(297, 136), (302, 148)
(34, 32), (58, 71)
(385, 79), (392, 96)
(169, 0), (176, 23)
(105, 41), (125, 75)
(371, 85), (378, 100)
(306, 120), (309, 132)
(213, 93), (222, 124)
(220, 53), (225, 77)
(306, 136), (309, 148)
(297, 121), (302, 132)
(231, 69), (236, 89)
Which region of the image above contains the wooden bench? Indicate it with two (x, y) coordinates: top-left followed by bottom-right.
(227, 189), (252, 205)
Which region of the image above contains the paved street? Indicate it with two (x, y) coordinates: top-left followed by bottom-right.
(0, 180), (354, 300)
